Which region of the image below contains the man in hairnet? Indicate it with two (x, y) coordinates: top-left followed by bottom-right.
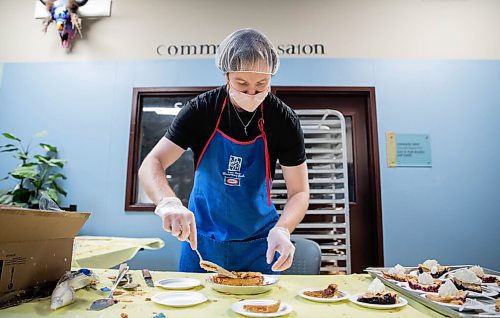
(139, 28), (309, 273)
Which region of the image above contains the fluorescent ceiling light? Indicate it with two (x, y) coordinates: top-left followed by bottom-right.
(143, 107), (181, 116)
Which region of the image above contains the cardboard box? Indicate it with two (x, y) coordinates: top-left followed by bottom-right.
(0, 206), (90, 308)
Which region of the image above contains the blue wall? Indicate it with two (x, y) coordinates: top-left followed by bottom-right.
(0, 58), (499, 271)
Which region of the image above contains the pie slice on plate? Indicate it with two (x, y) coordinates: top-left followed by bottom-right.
(357, 292), (399, 305)
(243, 300), (281, 313)
(425, 291), (468, 305)
(303, 284), (339, 298)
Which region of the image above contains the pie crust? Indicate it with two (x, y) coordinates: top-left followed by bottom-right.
(425, 291), (468, 305)
(243, 300), (281, 313)
(418, 264), (449, 278)
(212, 272), (264, 286)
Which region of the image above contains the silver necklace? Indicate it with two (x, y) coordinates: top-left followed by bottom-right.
(231, 103), (258, 136)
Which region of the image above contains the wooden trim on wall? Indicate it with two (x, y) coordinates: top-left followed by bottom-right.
(124, 86), (216, 211)
(366, 87), (384, 267)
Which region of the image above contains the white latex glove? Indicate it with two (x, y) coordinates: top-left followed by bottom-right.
(266, 227), (295, 271)
(155, 197), (197, 250)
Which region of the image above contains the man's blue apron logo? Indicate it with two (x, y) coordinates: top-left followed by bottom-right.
(223, 155), (245, 186)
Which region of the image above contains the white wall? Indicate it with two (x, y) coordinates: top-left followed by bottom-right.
(0, 0), (499, 62)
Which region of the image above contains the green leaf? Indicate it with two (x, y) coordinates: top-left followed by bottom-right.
(34, 155), (65, 168)
(12, 187), (32, 204)
(33, 154), (49, 160)
(35, 156), (65, 168)
(35, 130), (48, 138)
(0, 148), (17, 153)
(40, 143), (57, 153)
(15, 152), (28, 160)
(0, 144), (16, 148)
(32, 179), (43, 190)
(48, 173), (67, 181)
(34, 155), (52, 166)
(51, 181), (67, 196)
(49, 159), (65, 168)
(11, 166), (38, 179)
(0, 193), (13, 205)
(2, 133), (20, 141)
(46, 188), (59, 203)
(22, 162), (38, 167)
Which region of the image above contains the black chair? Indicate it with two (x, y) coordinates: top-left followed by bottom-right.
(282, 238), (321, 275)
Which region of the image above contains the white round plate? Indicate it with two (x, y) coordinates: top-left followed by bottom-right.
(230, 299), (293, 317)
(155, 277), (202, 290)
(421, 293), (481, 311)
(151, 291), (207, 307)
(489, 285), (500, 294)
(467, 286), (499, 298)
(477, 311), (500, 318)
(298, 288), (349, 302)
(349, 294), (408, 310)
(384, 278), (413, 286)
(206, 275), (278, 295)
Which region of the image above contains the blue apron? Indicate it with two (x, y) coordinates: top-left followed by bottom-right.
(179, 97), (279, 274)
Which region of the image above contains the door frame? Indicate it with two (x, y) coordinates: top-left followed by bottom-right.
(271, 86), (384, 267)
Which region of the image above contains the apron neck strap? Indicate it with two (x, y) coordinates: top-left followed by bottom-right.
(214, 97), (228, 130)
(256, 102), (271, 207)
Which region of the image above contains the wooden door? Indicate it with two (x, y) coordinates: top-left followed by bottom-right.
(272, 87), (383, 273)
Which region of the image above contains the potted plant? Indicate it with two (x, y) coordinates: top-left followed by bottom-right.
(0, 131), (67, 208)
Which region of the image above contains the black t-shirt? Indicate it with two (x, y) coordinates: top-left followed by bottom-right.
(165, 85), (306, 178)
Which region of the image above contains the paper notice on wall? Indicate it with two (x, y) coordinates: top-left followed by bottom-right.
(386, 132), (432, 168)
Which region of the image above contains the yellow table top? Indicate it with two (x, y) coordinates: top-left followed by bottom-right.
(1, 269), (445, 318)
(72, 236), (165, 269)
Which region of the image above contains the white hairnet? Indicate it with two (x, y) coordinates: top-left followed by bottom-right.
(216, 28), (280, 75)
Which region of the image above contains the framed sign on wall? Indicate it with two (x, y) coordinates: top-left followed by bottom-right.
(386, 132), (432, 168)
